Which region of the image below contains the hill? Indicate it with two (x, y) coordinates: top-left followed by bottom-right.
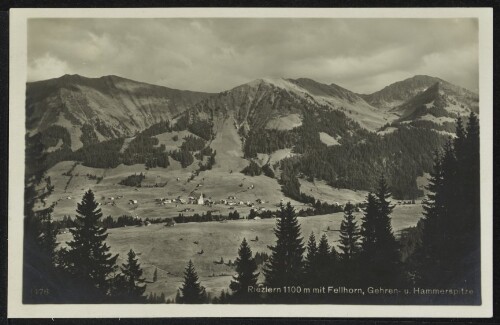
(26, 74), (213, 150)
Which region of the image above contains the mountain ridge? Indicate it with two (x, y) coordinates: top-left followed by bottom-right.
(26, 73), (478, 153)
(26, 74), (214, 150)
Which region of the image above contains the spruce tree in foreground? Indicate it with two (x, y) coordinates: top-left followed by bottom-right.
(303, 232), (318, 286)
(114, 249), (146, 302)
(374, 176), (401, 286)
(230, 238), (259, 303)
(360, 192), (378, 259)
(338, 202), (361, 285)
(414, 113), (480, 295)
(38, 205), (59, 268)
(314, 234), (333, 286)
(263, 203), (305, 288)
(338, 202), (361, 261)
(59, 189), (118, 302)
(178, 260), (206, 304)
(359, 177), (401, 287)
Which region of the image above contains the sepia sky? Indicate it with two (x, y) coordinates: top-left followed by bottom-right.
(27, 18), (479, 94)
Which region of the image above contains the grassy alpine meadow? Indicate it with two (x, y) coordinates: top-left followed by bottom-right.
(57, 203), (423, 300)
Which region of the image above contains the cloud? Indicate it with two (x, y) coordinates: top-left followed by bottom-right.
(28, 53), (69, 81)
(27, 18), (478, 93)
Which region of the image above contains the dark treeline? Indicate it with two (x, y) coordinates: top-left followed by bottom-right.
(72, 138), (124, 169)
(241, 161), (275, 178)
(173, 114), (214, 141)
(80, 124), (99, 147)
(244, 129), (296, 158)
(170, 148), (194, 168)
(37, 125), (72, 149)
(197, 147), (217, 171)
(119, 173), (145, 187)
(279, 160), (316, 204)
(181, 135), (206, 151)
(140, 120), (172, 137)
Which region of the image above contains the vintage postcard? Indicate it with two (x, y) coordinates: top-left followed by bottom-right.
(8, 8), (493, 318)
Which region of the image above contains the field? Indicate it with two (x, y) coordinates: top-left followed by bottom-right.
(57, 203), (423, 300)
(37, 159), (307, 220)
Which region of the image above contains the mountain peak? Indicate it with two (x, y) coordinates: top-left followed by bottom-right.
(361, 75), (447, 109)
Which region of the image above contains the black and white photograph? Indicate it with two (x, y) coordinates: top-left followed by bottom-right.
(8, 8), (493, 318)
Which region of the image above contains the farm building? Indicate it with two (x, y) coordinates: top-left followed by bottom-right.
(129, 199), (138, 204)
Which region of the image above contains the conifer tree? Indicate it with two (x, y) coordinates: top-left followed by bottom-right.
(230, 238), (259, 303)
(314, 234), (332, 285)
(414, 114), (481, 295)
(338, 202), (361, 286)
(263, 202), (304, 302)
(454, 116), (467, 161)
(360, 192), (378, 257)
(114, 249), (146, 302)
(374, 176), (401, 286)
(23, 204), (62, 303)
(178, 260), (206, 304)
(338, 202), (361, 261)
(59, 189), (118, 301)
(413, 150), (446, 286)
(359, 178), (401, 287)
(153, 267), (158, 283)
(38, 206), (58, 267)
(303, 232), (318, 285)
(463, 112), (480, 289)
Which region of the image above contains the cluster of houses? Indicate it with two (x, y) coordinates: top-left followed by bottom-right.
(153, 193), (267, 208)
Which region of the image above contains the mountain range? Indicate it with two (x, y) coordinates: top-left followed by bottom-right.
(25, 73), (479, 199)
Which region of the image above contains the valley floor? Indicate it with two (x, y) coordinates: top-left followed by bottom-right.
(57, 204), (423, 300)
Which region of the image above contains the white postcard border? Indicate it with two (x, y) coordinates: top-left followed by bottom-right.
(8, 7), (493, 318)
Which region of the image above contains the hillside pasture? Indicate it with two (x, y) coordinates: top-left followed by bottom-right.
(319, 132), (340, 146)
(265, 113), (302, 130)
(299, 179), (368, 205)
(57, 203), (423, 300)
